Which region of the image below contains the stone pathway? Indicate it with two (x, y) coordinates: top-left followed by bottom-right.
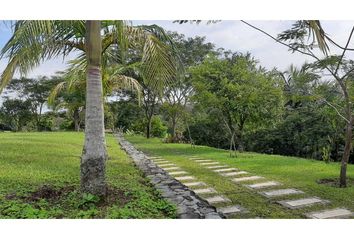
(305, 208), (354, 219)
(184, 182), (207, 187)
(277, 197), (329, 209)
(116, 134), (223, 219)
(169, 171), (188, 176)
(213, 168), (238, 173)
(194, 188), (217, 194)
(221, 171), (248, 177)
(259, 188), (304, 198)
(232, 176), (264, 182)
(207, 165), (227, 169)
(190, 155), (354, 219)
(205, 196), (231, 204)
(119, 137), (354, 219)
(146, 154), (248, 218)
(246, 181), (281, 189)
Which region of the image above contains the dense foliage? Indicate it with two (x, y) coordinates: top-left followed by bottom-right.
(1, 28), (353, 164)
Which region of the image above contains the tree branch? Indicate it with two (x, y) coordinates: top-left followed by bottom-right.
(322, 98), (350, 124)
(334, 27), (354, 76)
(327, 35), (354, 51)
(240, 20), (321, 61)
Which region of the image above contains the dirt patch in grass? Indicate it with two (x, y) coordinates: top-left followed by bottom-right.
(5, 184), (132, 208)
(317, 178), (354, 188)
(4, 185), (75, 202)
(99, 186), (132, 207)
(26, 185), (76, 202)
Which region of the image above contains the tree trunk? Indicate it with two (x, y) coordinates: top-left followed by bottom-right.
(81, 20), (107, 197)
(338, 81), (352, 188)
(171, 116), (177, 142)
(339, 116), (352, 187)
(73, 108), (80, 132)
(146, 115), (152, 138)
(38, 103), (43, 131)
(237, 131), (245, 152)
(229, 132), (236, 157)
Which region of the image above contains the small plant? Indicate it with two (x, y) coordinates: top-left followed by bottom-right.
(321, 145), (332, 164)
(78, 193), (100, 209)
(125, 129), (135, 136)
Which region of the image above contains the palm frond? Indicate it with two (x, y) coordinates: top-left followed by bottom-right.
(48, 81), (67, 105)
(0, 55), (18, 92)
(0, 20), (86, 93)
(141, 34), (178, 90)
(109, 74), (142, 99)
(306, 20), (330, 55)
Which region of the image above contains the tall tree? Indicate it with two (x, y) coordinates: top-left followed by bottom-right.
(161, 32), (216, 141)
(0, 20), (178, 196)
(4, 76), (60, 130)
(242, 20), (354, 187)
(0, 98), (34, 131)
(190, 52), (283, 154)
(80, 21), (107, 195)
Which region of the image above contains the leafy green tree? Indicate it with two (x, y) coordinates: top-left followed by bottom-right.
(190, 52), (284, 154)
(278, 22), (354, 187)
(161, 32), (216, 142)
(242, 20), (354, 187)
(5, 76), (60, 130)
(0, 98), (35, 131)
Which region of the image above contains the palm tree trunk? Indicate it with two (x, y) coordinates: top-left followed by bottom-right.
(81, 20), (107, 196)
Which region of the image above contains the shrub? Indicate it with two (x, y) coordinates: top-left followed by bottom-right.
(131, 115), (168, 138)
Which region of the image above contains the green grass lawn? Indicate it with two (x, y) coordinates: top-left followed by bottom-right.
(126, 135), (354, 219)
(0, 132), (176, 219)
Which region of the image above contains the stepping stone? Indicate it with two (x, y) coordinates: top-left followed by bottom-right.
(277, 197), (329, 209)
(154, 160), (169, 164)
(221, 171), (248, 177)
(193, 188), (217, 194)
(207, 165), (227, 169)
(169, 171), (188, 176)
(305, 208), (354, 219)
(163, 167), (180, 171)
(195, 160), (212, 163)
(158, 163), (176, 167)
(200, 162), (219, 166)
(148, 157), (161, 159)
(175, 176), (195, 181)
(218, 205), (242, 215)
(232, 176), (264, 182)
(189, 157), (203, 160)
(213, 168), (238, 173)
(183, 181), (207, 187)
(259, 188), (304, 198)
(205, 196), (231, 204)
(246, 181), (281, 189)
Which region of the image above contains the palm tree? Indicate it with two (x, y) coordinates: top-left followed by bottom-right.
(0, 20), (178, 196)
(48, 61), (142, 132)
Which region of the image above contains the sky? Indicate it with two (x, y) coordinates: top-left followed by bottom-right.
(1, 20), (354, 81)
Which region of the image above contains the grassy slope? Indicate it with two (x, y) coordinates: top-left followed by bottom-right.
(127, 135), (354, 219)
(0, 132), (176, 219)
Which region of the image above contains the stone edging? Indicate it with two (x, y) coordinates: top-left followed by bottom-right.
(115, 134), (224, 219)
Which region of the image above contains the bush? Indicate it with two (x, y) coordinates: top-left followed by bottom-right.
(185, 118), (229, 149)
(150, 116), (168, 138)
(131, 115), (168, 138)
